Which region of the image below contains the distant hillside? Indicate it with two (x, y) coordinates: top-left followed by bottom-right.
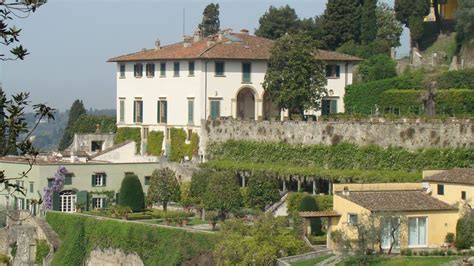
(25, 109), (116, 152)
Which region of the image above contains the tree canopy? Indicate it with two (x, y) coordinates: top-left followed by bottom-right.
(198, 3), (220, 37)
(360, 0), (377, 44)
(455, 0), (474, 46)
(247, 174), (280, 211)
(358, 54), (397, 82)
(263, 33), (327, 118)
(394, 0), (430, 48)
(203, 171), (242, 218)
(375, 2), (404, 48)
(146, 168), (180, 211)
(58, 100), (86, 151)
(255, 5), (300, 40)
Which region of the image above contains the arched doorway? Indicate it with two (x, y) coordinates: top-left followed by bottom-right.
(263, 91), (280, 120)
(237, 87), (256, 119)
(60, 190), (77, 213)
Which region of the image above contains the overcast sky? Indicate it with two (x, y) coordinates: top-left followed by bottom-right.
(0, 0), (408, 111)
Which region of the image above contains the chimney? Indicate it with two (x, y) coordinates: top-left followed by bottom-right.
(183, 36), (192, 48)
(95, 123), (101, 133)
(240, 29), (249, 35)
(207, 36), (216, 47)
(342, 186), (350, 196)
(155, 39), (161, 50)
(193, 30), (202, 42)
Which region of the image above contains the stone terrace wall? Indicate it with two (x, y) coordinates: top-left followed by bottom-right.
(200, 118), (474, 153)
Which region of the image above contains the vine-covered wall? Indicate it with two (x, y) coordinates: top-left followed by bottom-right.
(115, 127), (141, 153)
(170, 128), (199, 162)
(147, 131), (164, 156)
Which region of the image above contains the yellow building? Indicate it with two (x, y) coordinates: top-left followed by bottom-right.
(423, 168), (474, 208)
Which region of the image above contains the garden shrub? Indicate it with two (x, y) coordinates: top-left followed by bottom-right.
(435, 89), (474, 115)
(115, 127), (141, 153)
(379, 89), (423, 115)
(204, 171), (242, 218)
(147, 131), (164, 156)
(436, 68), (474, 89)
(315, 195), (333, 211)
(455, 212), (474, 249)
(358, 54), (397, 82)
(118, 174), (145, 212)
(298, 195), (322, 235)
(247, 174), (280, 211)
(287, 192), (307, 213)
(46, 212), (216, 265)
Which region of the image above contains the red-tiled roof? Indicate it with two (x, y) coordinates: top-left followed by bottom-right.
(108, 33), (362, 62)
(424, 168), (474, 185)
(338, 190), (456, 212)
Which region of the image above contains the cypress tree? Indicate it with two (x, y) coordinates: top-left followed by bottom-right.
(360, 0), (377, 44)
(58, 99), (86, 151)
(118, 174), (145, 212)
(198, 3), (220, 37)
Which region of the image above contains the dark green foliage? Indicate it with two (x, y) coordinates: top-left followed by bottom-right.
(288, 193), (333, 213)
(336, 40), (391, 59)
(375, 2), (403, 48)
(207, 140), (473, 172)
(437, 69), (474, 89)
(379, 89), (423, 115)
(115, 127), (141, 153)
(59, 99), (86, 151)
(247, 174), (280, 210)
(360, 0), (377, 43)
(190, 169), (213, 207)
(320, 0), (362, 50)
(46, 212), (216, 265)
(394, 0), (430, 47)
(204, 171), (242, 218)
(455, 0), (474, 46)
(315, 195), (333, 211)
(70, 114), (116, 134)
(118, 174), (145, 212)
(146, 168), (180, 211)
(408, 15), (424, 47)
(263, 33), (327, 117)
(255, 5), (300, 40)
(35, 240), (50, 264)
(435, 89), (474, 115)
(169, 128), (199, 161)
(344, 74), (423, 114)
(287, 192), (308, 213)
(299, 195), (322, 235)
(198, 3), (220, 37)
(358, 54), (397, 82)
(455, 212), (474, 249)
(147, 131), (164, 156)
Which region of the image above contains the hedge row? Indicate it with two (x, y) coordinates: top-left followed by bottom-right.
(202, 160), (422, 183)
(46, 212), (216, 265)
(115, 127), (141, 153)
(207, 140), (473, 172)
(437, 68), (474, 89)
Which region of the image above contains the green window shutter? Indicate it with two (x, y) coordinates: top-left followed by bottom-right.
(64, 174), (72, 185)
(103, 175), (107, 186)
(321, 100), (330, 115)
(52, 191), (60, 211)
(336, 65), (340, 78)
(91, 175), (95, 187)
(138, 101), (143, 123)
(163, 101), (167, 123)
(77, 191), (89, 211)
(211, 101), (220, 119)
(243, 63), (251, 82)
(188, 100), (194, 124)
(119, 100), (125, 122)
(157, 101), (161, 123)
(133, 101), (137, 123)
(115, 193), (120, 205)
(330, 100), (338, 114)
(103, 198), (108, 209)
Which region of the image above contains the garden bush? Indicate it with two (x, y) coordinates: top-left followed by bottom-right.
(204, 171), (242, 219)
(455, 212), (474, 249)
(315, 195), (333, 211)
(147, 131), (164, 156)
(247, 174), (280, 210)
(118, 174), (145, 212)
(46, 212), (216, 265)
(358, 54), (397, 82)
(436, 68), (474, 89)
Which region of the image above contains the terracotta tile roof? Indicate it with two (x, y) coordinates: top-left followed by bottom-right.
(299, 211), (341, 218)
(108, 33), (362, 62)
(424, 168), (474, 185)
(338, 190), (456, 212)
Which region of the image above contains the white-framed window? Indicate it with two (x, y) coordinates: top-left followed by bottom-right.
(16, 197), (24, 210)
(134, 63), (143, 78)
(215, 61), (225, 76)
(348, 213), (358, 225)
(188, 99), (194, 125)
(173, 62), (180, 76)
(188, 61), (195, 76)
(408, 217), (427, 247)
(119, 64), (126, 78)
(157, 100), (167, 123)
(92, 198), (104, 209)
(92, 174), (105, 187)
(60, 191), (76, 213)
(146, 63), (155, 78)
(119, 98), (125, 123)
(160, 62), (166, 77)
(325, 64), (340, 78)
(133, 99), (143, 123)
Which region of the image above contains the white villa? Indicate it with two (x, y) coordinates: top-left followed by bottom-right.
(108, 29), (361, 151)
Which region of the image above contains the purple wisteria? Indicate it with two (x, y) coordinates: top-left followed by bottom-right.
(42, 166), (67, 211)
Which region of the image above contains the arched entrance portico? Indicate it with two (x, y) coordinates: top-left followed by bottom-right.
(237, 87), (256, 119)
(262, 91), (280, 120)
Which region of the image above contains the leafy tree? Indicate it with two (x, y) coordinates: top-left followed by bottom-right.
(358, 54), (397, 82)
(375, 2), (404, 48)
(455, 210), (474, 249)
(255, 5), (300, 40)
(214, 215), (308, 265)
(198, 3), (220, 37)
(360, 0), (377, 44)
(320, 0), (363, 50)
(298, 195), (322, 235)
(190, 169), (213, 207)
(58, 100), (86, 151)
(70, 114), (116, 134)
(118, 174), (145, 212)
(203, 171), (242, 219)
(336, 40), (391, 59)
(179, 181), (192, 209)
(455, 0), (474, 46)
(247, 174), (280, 211)
(146, 168), (180, 212)
(394, 0), (430, 48)
(263, 33), (327, 119)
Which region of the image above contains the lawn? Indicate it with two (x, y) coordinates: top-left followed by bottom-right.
(291, 254), (333, 266)
(337, 256), (459, 266)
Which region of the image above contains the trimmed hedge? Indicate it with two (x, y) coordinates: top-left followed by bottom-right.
(436, 89), (474, 115)
(147, 131), (164, 156)
(118, 174), (145, 212)
(344, 74), (423, 114)
(437, 68), (474, 89)
(115, 127), (141, 153)
(46, 212), (216, 265)
(207, 140), (473, 172)
(379, 89), (423, 115)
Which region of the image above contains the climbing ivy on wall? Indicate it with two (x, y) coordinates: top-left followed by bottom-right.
(169, 128), (199, 161)
(46, 212), (216, 265)
(115, 127), (141, 153)
(147, 131), (164, 156)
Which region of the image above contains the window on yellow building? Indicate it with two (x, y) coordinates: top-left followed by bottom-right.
(437, 184), (444, 195)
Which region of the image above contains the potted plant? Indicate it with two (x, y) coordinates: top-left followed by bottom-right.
(75, 202), (86, 213)
(445, 233), (455, 248)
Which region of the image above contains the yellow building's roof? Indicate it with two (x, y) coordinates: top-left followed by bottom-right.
(424, 168), (474, 185)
